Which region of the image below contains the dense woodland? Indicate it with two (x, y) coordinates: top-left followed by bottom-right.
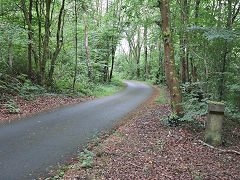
(1, 0), (240, 121)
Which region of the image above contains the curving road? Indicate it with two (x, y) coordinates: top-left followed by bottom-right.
(0, 81), (153, 180)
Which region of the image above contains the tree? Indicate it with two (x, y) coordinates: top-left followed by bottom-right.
(157, 0), (183, 117)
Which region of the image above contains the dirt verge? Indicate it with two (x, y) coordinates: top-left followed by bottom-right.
(59, 87), (239, 180)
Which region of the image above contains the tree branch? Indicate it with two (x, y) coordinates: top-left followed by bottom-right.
(198, 140), (240, 155)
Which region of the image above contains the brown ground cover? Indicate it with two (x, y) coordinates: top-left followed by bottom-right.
(0, 95), (95, 123)
(1, 87), (239, 180)
(60, 91), (240, 180)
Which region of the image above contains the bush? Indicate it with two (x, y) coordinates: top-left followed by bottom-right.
(179, 82), (209, 126)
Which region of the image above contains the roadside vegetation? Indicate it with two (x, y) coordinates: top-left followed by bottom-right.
(0, 72), (125, 122)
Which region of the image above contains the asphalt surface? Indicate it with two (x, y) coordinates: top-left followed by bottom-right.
(0, 80), (153, 180)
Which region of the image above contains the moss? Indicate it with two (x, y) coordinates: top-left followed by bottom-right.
(210, 101), (225, 105)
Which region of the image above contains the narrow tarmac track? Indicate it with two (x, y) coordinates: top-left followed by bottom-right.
(0, 81), (153, 180)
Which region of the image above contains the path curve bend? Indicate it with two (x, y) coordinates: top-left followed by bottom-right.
(0, 80), (153, 180)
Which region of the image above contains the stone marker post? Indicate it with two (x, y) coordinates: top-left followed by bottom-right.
(205, 102), (225, 146)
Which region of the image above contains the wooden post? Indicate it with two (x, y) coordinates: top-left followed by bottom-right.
(205, 102), (225, 146)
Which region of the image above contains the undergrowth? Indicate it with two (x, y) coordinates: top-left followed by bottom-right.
(0, 73), (46, 102)
(92, 78), (126, 97)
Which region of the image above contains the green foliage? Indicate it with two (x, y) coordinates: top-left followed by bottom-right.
(226, 83), (240, 109)
(0, 73), (46, 102)
(155, 88), (167, 104)
(225, 102), (240, 120)
(79, 149), (95, 168)
(179, 82), (209, 126)
(187, 26), (239, 41)
(2, 100), (20, 114)
(161, 112), (180, 127)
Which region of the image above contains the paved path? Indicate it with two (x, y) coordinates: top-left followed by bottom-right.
(0, 81), (153, 180)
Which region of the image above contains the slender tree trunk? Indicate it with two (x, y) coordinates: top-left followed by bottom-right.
(179, 38), (186, 83)
(8, 39), (13, 69)
(190, 57), (198, 82)
(41, 0), (51, 84)
(28, 0), (33, 77)
(103, 39), (110, 82)
(35, 0), (42, 74)
(109, 37), (116, 81)
(191, 0), (200, 82)
(48, 0), (65, 85)
(158, 0), (183, 117)
(73, 0), (78, 90)
(179, 0), (191, 84)
(83, 11), (93, 80)
(186, 48), (189, 82)
(219, 0), (238, 101)
(136, 29), (141, 78)
(144, 24), (148, 79)
(96, 0), (100, 27)
(156, 39), (163, 84)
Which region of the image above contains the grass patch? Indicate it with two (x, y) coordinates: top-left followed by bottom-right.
(93, 78), (126, 98)
(155, 91), (167, 104)
(155, 86), (168, 104)
(134, 80), (168, 104)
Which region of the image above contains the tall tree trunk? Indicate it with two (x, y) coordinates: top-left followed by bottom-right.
(21, 0), (36, 76)
(179, 38), (186, 83)
(35, 0), (42, 74)
(191, 0), (200, 82)
(8, 39), (13, 69)
(156, 39), (163, 84)
(48, 0), (65, 85)
(41, 0), (51, 84)
(219, 0), (239, 101)
(83, 11), (93, 80)
(103, 39), (110, 82)
(190, 57), (198, 82)
(158, 0), (183, 117)
(144, 24), (148, 79)
(186, 48), (189, 82)
(73, 0), (78, 90)
(96, 0), (100, 27)
(179, 0), (191, 84)
(136, 29), (141, 78)
(109, 37), (116, 81)
(28, 0), (33, 77)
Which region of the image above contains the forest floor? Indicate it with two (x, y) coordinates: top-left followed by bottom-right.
(0, 95), (96, 123)
(50, 87), (240, 180)
(1, 84), (239, 179)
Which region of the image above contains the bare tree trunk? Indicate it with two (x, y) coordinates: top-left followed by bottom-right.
(191, 0), (200, 82)
(73, 0), (78, 90)
(103, 39), (109, 82)
(35, 0), (42, 74)
(190, 57), (198, 82)
(144, 25), (148, 79)
(136, 29), (141, 78)
(41, 0), (51, 84)
(156, 39), (163, 84)
(158, 0), (183, 117)
(27, 0), (33, 77)
(109, 37), (116, 81)
(83, 11), (93, 80)
(179, 38), (186, 83)
(8, 39), (13, 69)
(179, 0), (191, 84)
(48, 0), (65, 85)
